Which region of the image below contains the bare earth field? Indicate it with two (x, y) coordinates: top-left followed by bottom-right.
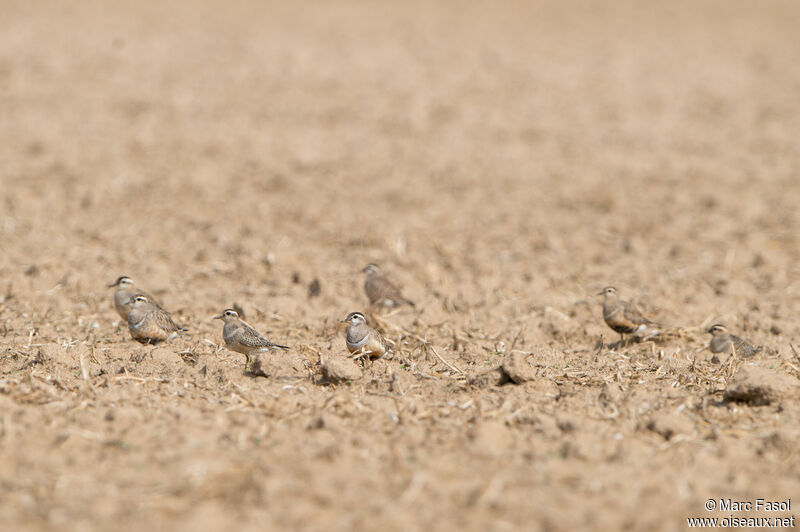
(1, 0), (799, 530)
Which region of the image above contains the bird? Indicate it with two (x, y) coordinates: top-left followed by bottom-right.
(363, 264), (415, 309)
(109, 276), (161, 320)
(598, 286), (658, 346)
(341, 311), (389, 360)
(707, 324), (759, 359)
(213, 308), (289, 366)
(125, 295), (186, 344)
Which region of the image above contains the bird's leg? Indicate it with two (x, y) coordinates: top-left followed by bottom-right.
(145, 342), (159, 359)
(646, 341), (656, 357)
(722, 348), (737, 379)
(729, 345), (739, 366)
(349, 347), (370, 365)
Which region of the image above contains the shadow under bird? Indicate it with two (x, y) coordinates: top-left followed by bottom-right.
(109, 275), (162, 320)
(363, 264), (415, 309)
(599, 286), (659, 345)
(125, 295), (186, 344)
(341, 311), (389, 360)
(707, 324), (759, 359)
(213, 308), (289, 366)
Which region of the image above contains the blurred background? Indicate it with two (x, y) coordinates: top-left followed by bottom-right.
(2, 0), (798, 308)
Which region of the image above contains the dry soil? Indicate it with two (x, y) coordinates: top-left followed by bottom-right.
(1, 1), (799, 530)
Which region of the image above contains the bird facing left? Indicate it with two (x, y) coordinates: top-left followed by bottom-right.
(213, 308), (290, 367)
(125, 295), (186, 344)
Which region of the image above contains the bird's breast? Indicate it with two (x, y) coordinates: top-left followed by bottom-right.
(346, 333), (369, 349)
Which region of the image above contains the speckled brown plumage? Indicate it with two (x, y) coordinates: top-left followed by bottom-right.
(599, 286), (657, 345)
(342, 311), (387, 359)
(126, 295), (185, 344)
(363, 264), (415, 309)
(707, 324), (758, 358)
(110, 276), (162, 320)
(214, 309), (289, 365)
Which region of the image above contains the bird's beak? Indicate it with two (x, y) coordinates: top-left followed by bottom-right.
(596, 290), (605, 296)
(108, 281), (118, 288)
(212, 314), (223, 321)
(340, 319), (348, 323)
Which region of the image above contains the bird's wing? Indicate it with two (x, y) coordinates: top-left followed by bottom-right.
(375, 276), (413, 304)
(624, 301), (655, 325)
(732, 335), (757, 357)
(238, 325), (289, 350)
(154, 308), (182, 332)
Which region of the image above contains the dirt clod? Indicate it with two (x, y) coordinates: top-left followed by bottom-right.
(501, 352), (537, 384)
(645, 412), (694, 441)
(249, 352), (307, 379)
(469, 367), (509, 387)
(308, 278), (321, 298)
(723, 365), (798, 406)
(322, 356), (362, 383)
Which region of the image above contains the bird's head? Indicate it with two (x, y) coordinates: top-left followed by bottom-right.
(707, 323), (728, 336)
(341, 311), (367, 326)
(126, 294), (150, 308)
(110, 276), (134, 289)
(598, 286), (617, 297)
(363, 264), (380, 276)
(213, 309), (240, 322)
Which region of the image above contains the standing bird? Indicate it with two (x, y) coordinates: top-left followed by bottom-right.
(598, 286), (658, 346)
(109, 276), (161, 320)
(363, 264), (415, 309)
(707, 324), (759, 358)
(341, 311), (389, 360)
(125, 295), (185, 344)
(213, 309), (289, 366)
